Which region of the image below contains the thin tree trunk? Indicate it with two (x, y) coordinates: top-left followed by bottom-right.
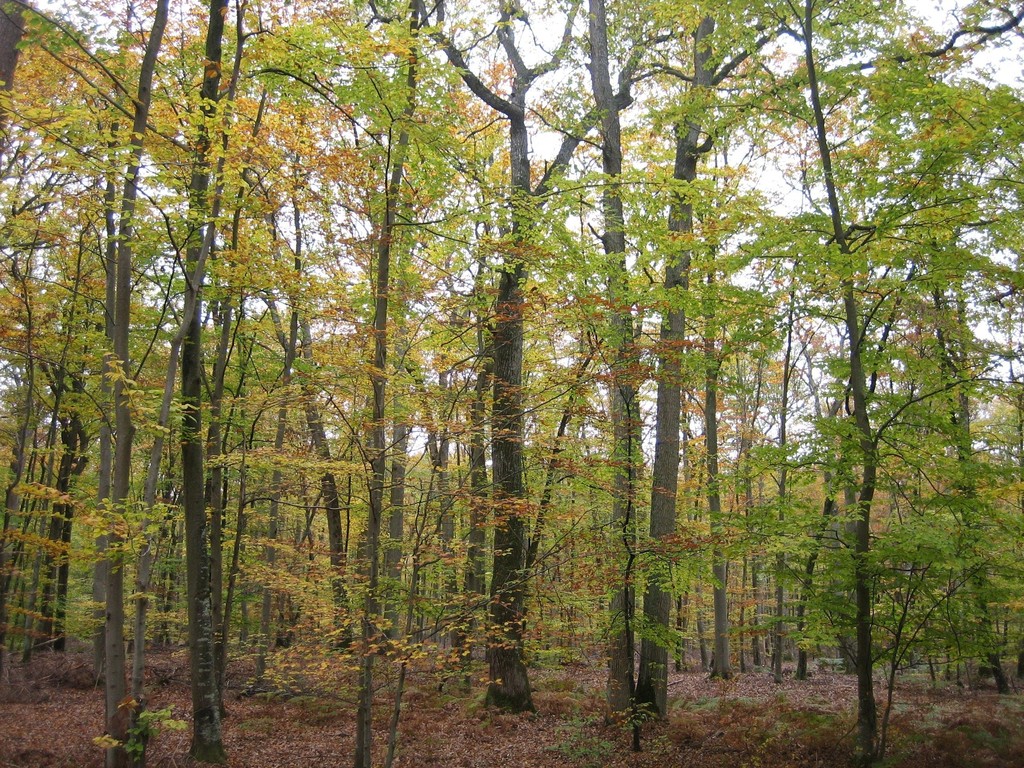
(0, 3), (28, 672)
(92, 165), (118, 681)
(206, 296), (235, 688)
(802, 3), (877, 758)
(772, 299), (795, 683)
(696, 578), (709, 671)
(256, 299), (299, 676)
(300, 318), (351, 642)
(354, 8), (418, 764)
(37, 402), (88, 650)
(933, 292), (1009, 694)
(220, 410), (252, 683)
(385, 420), (409, 638)
(101, 3), (169, 764)
(456, 288), (491, 670)
(705, 274), (731, 681)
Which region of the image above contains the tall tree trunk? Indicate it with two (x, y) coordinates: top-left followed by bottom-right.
(36, 399), (88, 650)
(737, 355), (765, 675)
(102, 3), (170, 764)
(92, 165), (119, 681)
(23, 410), (60, 662)
(705, 272), (731, 680)
(933, 291), (1009, 694)
(0, 11), (28, 672)
(482, 93), (537, 710)
(0, 1), (23, 90)
(181, 0), (227, 761)
(133, 333), (182, 704)
(256, 297), (299, 678)
(802, 2), (876, 759)
(206, 296), (235, 689)
(0, 8), (42, 663)
(1015, 379), (1024, 678)
(772, 299), (795, 683)
(794, 350), (842, 680)
(636, 19), (713, 711)
(0, 0), (24, 141)
(485, 253), (535, 711)
(588, 0), (639, 725)
(384, 420), (409, 638)
(428, 0), (597, 712)
(456, 286), (491, 667)
(354, 8), (417, 764)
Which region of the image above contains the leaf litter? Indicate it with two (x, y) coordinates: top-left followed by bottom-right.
(1, 649), (1021, 767)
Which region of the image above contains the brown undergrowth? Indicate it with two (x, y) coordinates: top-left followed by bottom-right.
(1, 649), (1021, 767)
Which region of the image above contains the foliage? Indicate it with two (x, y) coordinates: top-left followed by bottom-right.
(0, 0), (1022, 764)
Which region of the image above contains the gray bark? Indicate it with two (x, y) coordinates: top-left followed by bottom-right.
(0, 2), (23, 88)
(635, 17), (714, 713)
(428, 0), (591, 711)
(101, 2), (169, 764)
(588, 0), (640, 724)
(182, 0), (228, 761)
(706, 348), (731, 680)
(772, 300), (796, 684)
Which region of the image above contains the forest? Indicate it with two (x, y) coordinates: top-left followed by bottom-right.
(0, 0), (1023, 766)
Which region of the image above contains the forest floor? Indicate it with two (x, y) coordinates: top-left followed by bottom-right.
(2, 647), (1023, 767)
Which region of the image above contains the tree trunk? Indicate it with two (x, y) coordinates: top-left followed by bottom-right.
(385, 420), (409, 638)
(636, 17), (715, 706)
(485, 234), (534, 711)
(933, 291), (1009, 694)
(588, 0), (640, 723)
(695, 578), (709, 671)
(256, 298), (299, 677)
(0, 1), (24, 102)
(92, 166), (118, 681)
(354, 9), (417, 763)
(206, 296), (235, 690)
(0, 3), (29, 667)
(456, 289), (491, 668)
(772, 300), (795, 683)
(300, 318), (351, 643)
(481, 100), (536, 709)
(101, 3), (170, 763)
(802, 2), (876, 758)
(182, 1), (227, 761)
(705, 274), (731, 681)
(37, 402), (88, 650)
(430, 0), (591, 711)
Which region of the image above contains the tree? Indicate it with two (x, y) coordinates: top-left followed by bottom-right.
(633, 12), (709, 707)
(96, 3), (170, 765)
(586, 0), (642, 724)
(354, 2), (419, 763)
(181, 0), (228, 760)
(787, 1), (1024, 760)
(424, 0), (588, 712)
